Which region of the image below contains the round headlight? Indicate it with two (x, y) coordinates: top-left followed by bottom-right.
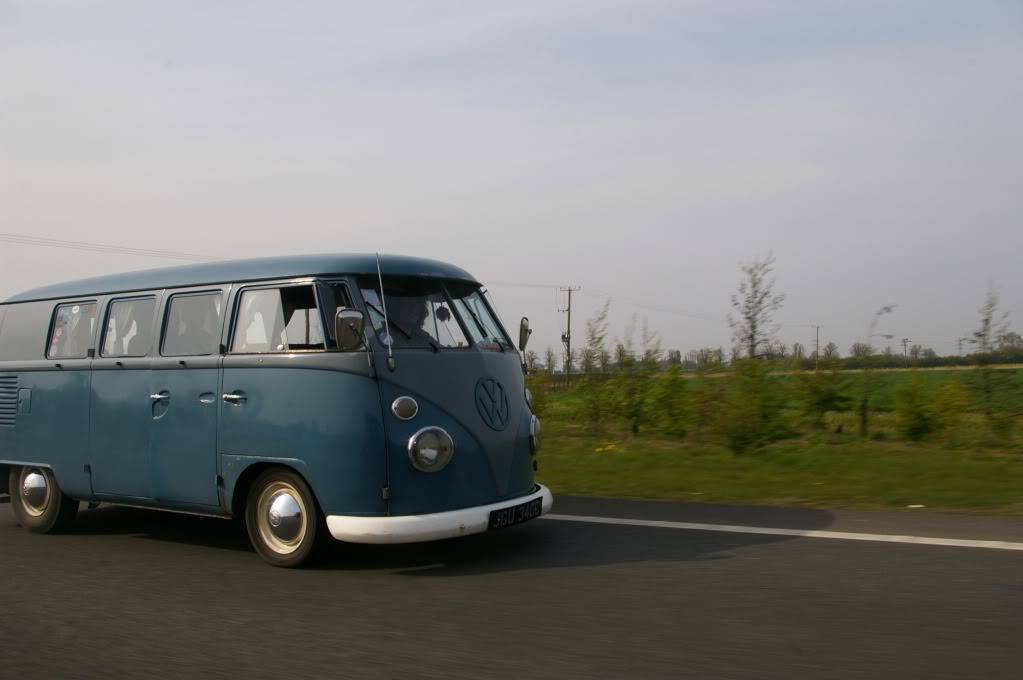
(407, 427), (455, 473)
(530, 415), (542, 454)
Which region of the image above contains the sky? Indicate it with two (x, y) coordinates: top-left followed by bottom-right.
(2, 1), (1021, 360)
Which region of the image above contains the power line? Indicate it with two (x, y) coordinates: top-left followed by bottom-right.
(488, 281), (565, 290)
(579, 287), (724, 324)
(487, 280), (727, 324)
(0, 232), (219, 262)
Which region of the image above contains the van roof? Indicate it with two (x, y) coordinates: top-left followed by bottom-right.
(3, 253), (479, 304)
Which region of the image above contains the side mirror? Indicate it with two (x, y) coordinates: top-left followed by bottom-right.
(518, 317), (532, 352)
(335, 308), (366, 351)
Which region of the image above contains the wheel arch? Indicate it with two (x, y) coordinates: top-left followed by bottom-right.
(229, 461), (321, 520)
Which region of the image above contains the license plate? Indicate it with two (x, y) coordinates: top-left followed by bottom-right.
(488, 497), (543, 531)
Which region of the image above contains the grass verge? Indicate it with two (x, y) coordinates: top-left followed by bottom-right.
(537, 430), (1023, 513)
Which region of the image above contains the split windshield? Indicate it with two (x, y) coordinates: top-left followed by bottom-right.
(358, 277), (512, 351)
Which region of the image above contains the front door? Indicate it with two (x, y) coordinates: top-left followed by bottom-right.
(218, 281), (385, 516)
(149, 289), (226, 508)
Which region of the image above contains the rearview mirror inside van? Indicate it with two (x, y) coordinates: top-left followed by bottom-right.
(335, 308), (366, 351)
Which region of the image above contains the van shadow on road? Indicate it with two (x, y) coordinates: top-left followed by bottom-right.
(60, 503), (836, 576)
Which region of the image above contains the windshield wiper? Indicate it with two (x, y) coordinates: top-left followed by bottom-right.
(459, 297), (507, 352)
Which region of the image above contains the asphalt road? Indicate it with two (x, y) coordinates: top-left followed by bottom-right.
(2, 496), (1022, 679)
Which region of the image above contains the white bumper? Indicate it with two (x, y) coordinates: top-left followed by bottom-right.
(326, 484), (554, 544)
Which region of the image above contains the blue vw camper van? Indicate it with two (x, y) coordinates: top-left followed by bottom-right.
(0, 255), (552, 566)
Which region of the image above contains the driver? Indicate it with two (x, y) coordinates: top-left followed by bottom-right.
(379, 296), (436, 347)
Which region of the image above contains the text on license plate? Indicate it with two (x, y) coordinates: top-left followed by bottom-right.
(488, 497), (543, 530)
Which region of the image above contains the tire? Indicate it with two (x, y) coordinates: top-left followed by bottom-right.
(9, 466), (78, 534)
(244, 468), (320, 568)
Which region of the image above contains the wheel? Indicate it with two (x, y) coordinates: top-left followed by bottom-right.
(244, 468), (320, 567)
(9, 466), (78, 533)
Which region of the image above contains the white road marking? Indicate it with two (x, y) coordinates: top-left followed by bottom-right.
(542, 514), (1023, 552)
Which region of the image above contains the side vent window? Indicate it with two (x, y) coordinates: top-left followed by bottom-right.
(47, 302), (98, 359)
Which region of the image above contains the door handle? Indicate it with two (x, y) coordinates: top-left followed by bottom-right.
(150, 393), (169, 402)
(223, 393), (247, 404)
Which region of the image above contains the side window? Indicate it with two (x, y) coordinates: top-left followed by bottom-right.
(47, 301), (98, 359)
(102, 297), (157, 358)
(231, 285), (324, 354)
(162, 292), (224, 357)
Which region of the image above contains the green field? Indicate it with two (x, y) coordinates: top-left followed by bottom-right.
(534, 367), (1023, 512)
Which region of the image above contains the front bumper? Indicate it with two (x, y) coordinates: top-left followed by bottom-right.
(326, 484), (554, 544)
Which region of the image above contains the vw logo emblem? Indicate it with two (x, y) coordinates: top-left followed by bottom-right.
(475, 377), (510, 431)
(268, 508), (282, 528)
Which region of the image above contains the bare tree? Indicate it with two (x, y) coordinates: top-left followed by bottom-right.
(581, 300), (610, 374)
(821, 342), (839, 359)
(613, 343), (629, 368)
(858, 304), (896, 437)
(729, 253), (785, 359)
(849, 342), (873, 358)
(685, 347), (725, 371)
(999, 331), (1023, 350)
(543, 347), (558, 375)
(640, 318), (662, 368)
(969, 287), (1009, 354)
(968, 288), (1011, 426)
(524, 350), (540, 373)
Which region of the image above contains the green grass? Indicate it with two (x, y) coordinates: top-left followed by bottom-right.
(537, 431), (1023, 512)
(534, 368), (1023, 513)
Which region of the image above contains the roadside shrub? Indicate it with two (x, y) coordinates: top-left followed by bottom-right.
(798, 363), (850, 430)
(610, 370), (655, 436)
(576, 374), (612, 433)
(933, 381), (970, 435)
(967, 365), (1020, 438)
(894, 375), (935, 441)
(716, 359), (790, 453)
(689, 372), (725, 442)
(650, 364), (689, 438)
(525, 373), (550, 419)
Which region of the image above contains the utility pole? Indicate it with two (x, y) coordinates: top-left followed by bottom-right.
(902, 337), (910, 365)
(815, 325), (821, 371)
(559, 286), (580, 381)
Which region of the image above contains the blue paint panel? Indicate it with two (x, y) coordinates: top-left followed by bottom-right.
(6, 254), (477, 304)
(376, 350), (537, 516)
(17, 388), (31, 415)
(218, 368), (386, 516)
(3, 370), (93, 498)
(150, 366), (221, 506)
(90, 369), (152, 497)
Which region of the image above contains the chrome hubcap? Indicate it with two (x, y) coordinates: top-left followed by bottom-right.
(20, 469), (51, 517)
(256, 482), (307, 555)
